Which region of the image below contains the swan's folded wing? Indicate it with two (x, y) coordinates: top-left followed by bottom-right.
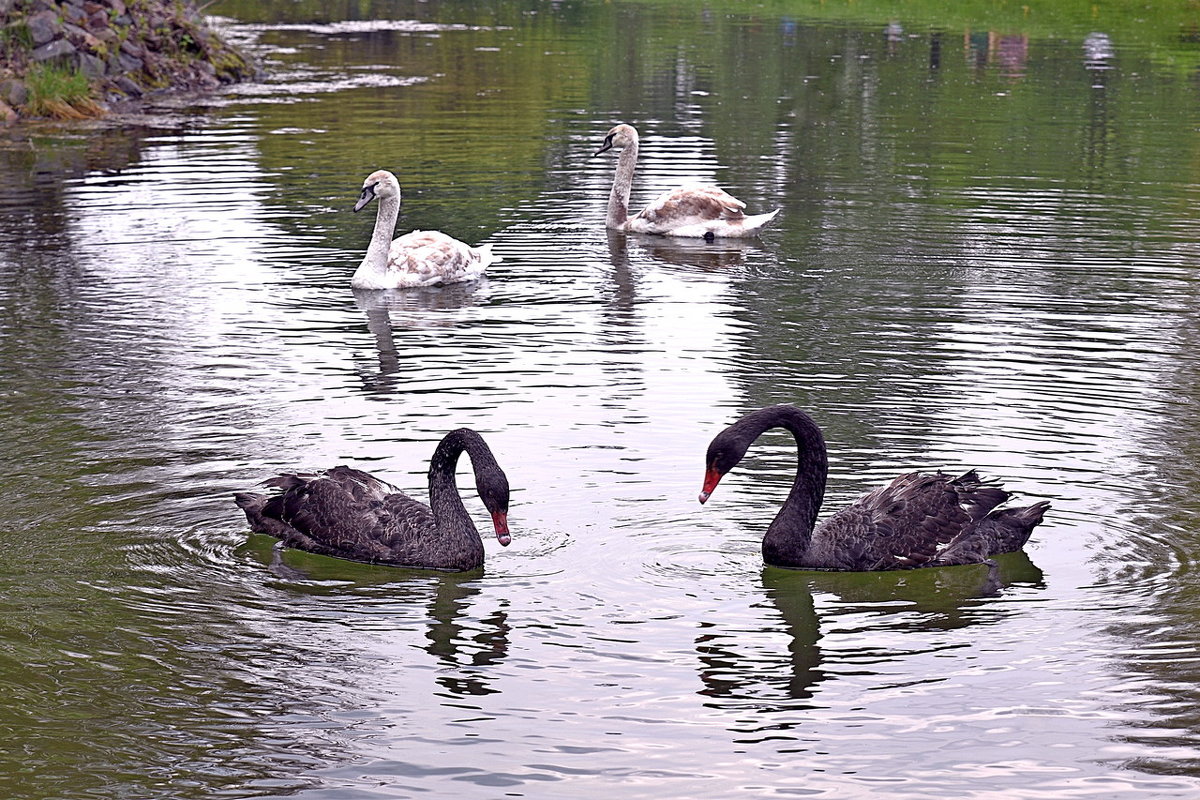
(273, 476), (398, 561)
(816, 472), (975, 569)
(388, 230), (487, 287)
(633, 185), (747, 233)
(322, 465), (398, 502)
(374, 493), (437, 554)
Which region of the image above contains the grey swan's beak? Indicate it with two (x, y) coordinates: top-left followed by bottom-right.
(491, 511), (511, 546)
(353, 182), (377, 212)
(593, 135), (615, 157)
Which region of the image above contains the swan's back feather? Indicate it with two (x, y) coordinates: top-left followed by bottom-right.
(381, 231), (494, 289)
(638, 184), (746, 223)
(807, 470), (1037, 571)
(237, 466), (473, 569)
(628, 185), (777, 237)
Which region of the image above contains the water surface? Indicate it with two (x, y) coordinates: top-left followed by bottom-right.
(2, 2), (1200, 798)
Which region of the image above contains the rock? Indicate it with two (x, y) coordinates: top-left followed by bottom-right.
(62, 1), (87, 25)
(76, 51), (105, 78)
(26, 10), (62, 46)
(0, 78), (28, 108)
(114, 50), (140, 72)
(0, 99), (17, 125)
(0, 0), (254, 122)
(32, 38), (77, 62)
(113, 75), (141, 96)
(63, 22), (103, 52)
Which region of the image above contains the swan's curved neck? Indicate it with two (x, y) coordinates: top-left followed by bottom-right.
(606, 140), (638, 229)
(356, 194), (400, 285)
(753, 408), (829, 566)
(426, 429), (501, 543)
(427, 430), (477, 536)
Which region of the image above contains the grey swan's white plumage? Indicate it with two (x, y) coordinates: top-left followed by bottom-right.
(593, 123), (780, 239)
(352, 169), (498, 290)
(699, 405), (1050, 571)
(234, 429), (511, 572)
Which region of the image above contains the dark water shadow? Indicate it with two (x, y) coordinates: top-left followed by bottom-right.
(695, 552), (1045, 710)
(241, 533), (509, 698)
(607, 228), (761, 273)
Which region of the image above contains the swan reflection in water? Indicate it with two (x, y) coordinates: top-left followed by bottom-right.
(695, 552), (1045, 709)
(605, 228), (764, 276)
(351, 282), (489, 393)
(244, 538), (511, 698)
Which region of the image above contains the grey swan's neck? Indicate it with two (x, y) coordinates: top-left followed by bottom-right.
(428, 428), (504, 554)
(718, 405), (830, 567)
(357, 192), (401, 282)
(606, 137), (638, 229)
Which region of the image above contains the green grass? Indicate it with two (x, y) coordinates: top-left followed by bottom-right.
(22, 62), (102, 118)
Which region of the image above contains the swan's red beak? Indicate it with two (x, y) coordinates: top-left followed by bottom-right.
(492, 511), (511, 546)
(698, 467), (723, 504)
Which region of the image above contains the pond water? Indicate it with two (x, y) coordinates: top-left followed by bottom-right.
(3, 1), (1200, 798)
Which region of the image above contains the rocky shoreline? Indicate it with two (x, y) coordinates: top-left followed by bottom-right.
(0, 0), (254, 124)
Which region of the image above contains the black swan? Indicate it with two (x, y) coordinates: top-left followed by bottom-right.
(234, 428), (510, 572)
(698, 405), (1049, 571)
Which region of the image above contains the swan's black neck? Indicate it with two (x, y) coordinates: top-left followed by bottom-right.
(715, 405), (829, 567)
(427, 429), (504, 539)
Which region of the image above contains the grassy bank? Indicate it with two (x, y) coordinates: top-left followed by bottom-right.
(0, 0), (254, 124)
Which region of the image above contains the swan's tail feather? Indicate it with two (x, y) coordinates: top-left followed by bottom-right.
(744, 208), (781, 231)
(234, 491), (298, 540)
(983, 500), (1052, 554)
(475, 242), (500, 266)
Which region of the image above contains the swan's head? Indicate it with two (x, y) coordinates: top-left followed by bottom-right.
(478, 470), (512, 547)
(594, 123), (639, 156)
(698, 426), (751, 504)
(354, 169), (401, 212)
(460, 431), (511, 547)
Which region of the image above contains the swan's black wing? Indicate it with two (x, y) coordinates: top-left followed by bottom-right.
(938, 500), (1051, 563)
(811, 471), (1010, 570)
(236, 466), (439, 565)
